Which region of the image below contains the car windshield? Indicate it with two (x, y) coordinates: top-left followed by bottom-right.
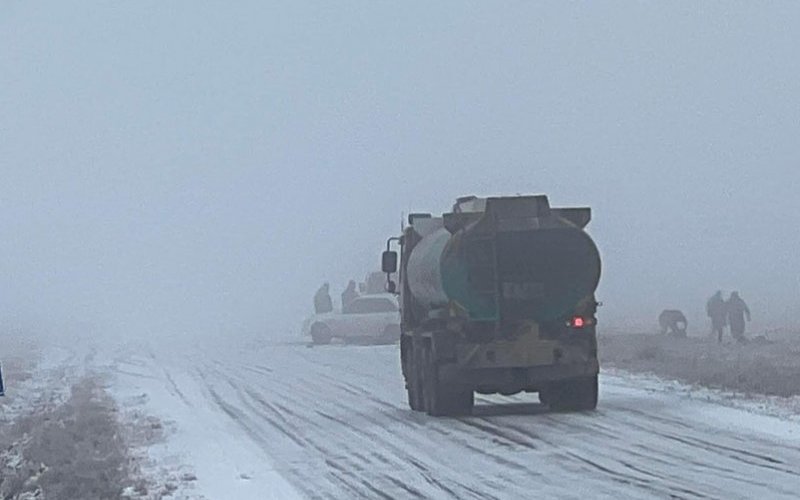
(346, 297), (398, 314)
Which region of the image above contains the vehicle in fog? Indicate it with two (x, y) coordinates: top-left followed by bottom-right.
(383, 195), (602, 416)
(302, 293), (401, 345)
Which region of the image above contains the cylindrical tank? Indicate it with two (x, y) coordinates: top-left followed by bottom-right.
(406, 227), (451, 308)
(406, 200), (601, 323)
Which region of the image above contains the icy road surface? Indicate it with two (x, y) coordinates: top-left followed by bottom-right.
(100, 337), (800, 500)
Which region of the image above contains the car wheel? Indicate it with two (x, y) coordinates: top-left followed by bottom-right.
(310, 323), (332, 345)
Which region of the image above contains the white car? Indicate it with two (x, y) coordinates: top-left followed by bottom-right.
(302, 294), (401, 345)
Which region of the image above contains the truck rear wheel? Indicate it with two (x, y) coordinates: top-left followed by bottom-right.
(422, 342), (473, 417)
(406, 339), (425, 411)
(545, 375), (598, 412)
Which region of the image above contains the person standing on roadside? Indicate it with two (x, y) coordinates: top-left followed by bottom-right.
(314, 283), (333, 314)
(726, 291), (751, 343)
(706, 291), (727, 343)
(341, 279), (359, 312)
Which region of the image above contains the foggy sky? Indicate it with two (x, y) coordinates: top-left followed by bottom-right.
(2, 1), (799, 338)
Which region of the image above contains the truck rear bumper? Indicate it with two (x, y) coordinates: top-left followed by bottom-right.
(440, 359), (599, 394)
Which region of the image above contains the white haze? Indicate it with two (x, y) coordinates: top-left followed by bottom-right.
(1, 1), (798, 340)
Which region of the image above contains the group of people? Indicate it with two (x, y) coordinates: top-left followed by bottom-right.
(313, 280), (360, 314)
(706, 290), (751, 343)
(659, 291), (752, 343)
(319, 280), (754, 345)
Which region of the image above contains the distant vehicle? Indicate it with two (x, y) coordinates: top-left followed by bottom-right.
(382, 195), (602, 416)
(302, 293), (401, 345)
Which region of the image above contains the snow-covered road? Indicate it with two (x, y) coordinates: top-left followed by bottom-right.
(98, 337), (800, 499)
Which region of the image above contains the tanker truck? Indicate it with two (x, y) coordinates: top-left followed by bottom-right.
(381, 195), (601, 416)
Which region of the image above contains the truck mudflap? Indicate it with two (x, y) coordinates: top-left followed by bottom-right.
(439, 359), (599, 394)
(453, 333), (596, 369)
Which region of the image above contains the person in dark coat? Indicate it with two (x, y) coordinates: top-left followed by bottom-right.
(706, 291), (727, 343)
(726, 291), (751, 343)
(341, 280), (359, 312)
(314, 283), (333, 314)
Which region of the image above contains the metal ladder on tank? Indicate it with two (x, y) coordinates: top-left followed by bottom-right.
(467, 236), (501, 324)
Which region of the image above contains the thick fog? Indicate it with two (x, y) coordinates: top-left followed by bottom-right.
(2, 2), (798, 339)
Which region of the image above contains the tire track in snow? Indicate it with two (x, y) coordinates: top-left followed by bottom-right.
(219, 352), (672, 497)
(204, 364), (420, 499)
(168, 342), (800, 499)
(208, 359), (508, 499)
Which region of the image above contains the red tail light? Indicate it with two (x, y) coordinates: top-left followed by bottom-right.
(567, 316), (592, 328)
